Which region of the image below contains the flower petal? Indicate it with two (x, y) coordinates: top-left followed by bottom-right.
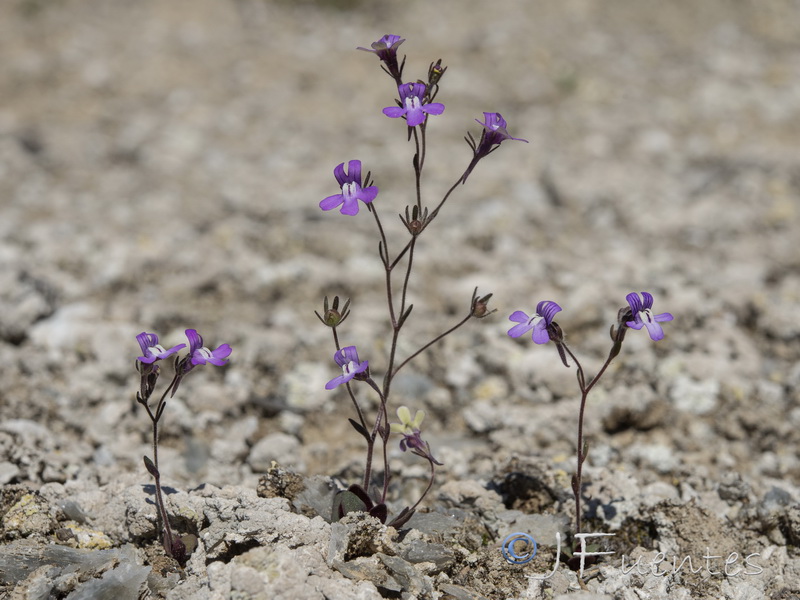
(339, 197), (360, 215)
(643, 320), (665, 341)
(626, 292), (643, 314)
(509, 310), (530, 324)
(185, 329), (203, 354)
(531, 321), (550, 344)
(536, 301), (562, 324)
(332, 162), (347, 186)
(422, 102), (445, 116)
(405, 109), (425, 127)
(346, 160), (362, 185)
(325, 374), (351, 390)
(641, 291), (655, 310)
(357, 185), (379, 204)
(508, 322), (533, 338)
(383, 107), (406, 118)
(397, 406), (411, 425)
(320, 194), (344, 211)
(209, 344), (232, 364)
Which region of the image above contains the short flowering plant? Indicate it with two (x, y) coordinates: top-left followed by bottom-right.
(135, 328), (231, 564)
(317, 34), (522, 527)
(508, 292), (672, 569)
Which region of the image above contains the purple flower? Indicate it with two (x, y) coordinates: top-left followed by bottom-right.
(185, 329), (232, 367)
(325, 346), (369, 390)
(357, 34), (405, 79)
(136, 332), (185, 364)
(476, 112), (528, 146)
(625, 292), (673, 341)
(463, 112), (528, 183)
(319, 160), (379, 216)
(383, 82), (445, 127)
(508, 301), (562, 344)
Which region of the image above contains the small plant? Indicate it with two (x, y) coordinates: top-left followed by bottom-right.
(318, 34), (526, 527)
(508, 292), (673, 561)
(135, 329), (232, 563)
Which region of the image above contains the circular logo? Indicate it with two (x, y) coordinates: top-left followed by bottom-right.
(501, 532), (538, 564)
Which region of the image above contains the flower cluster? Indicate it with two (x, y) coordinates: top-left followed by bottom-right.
(507, 292), (672, 541)
(135, 328), (231, 564)
(315, 34), (532, 526)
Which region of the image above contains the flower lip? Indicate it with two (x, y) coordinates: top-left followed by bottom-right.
(625, 292), (674, 341)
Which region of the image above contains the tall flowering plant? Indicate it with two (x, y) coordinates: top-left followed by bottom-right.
(508, 292), (673, 568)
(318, 35), (526, 527)
(135, 329), (231, 564)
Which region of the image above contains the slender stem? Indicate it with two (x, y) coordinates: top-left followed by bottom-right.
(149, 431), (175, 554)
(392, 311), (473, 379)
(428, 174), (466, 224)
(142, 370), (180, 556)
(371, 206), (397, 331)
(574, 387), (589, 536)
(407, 458), (436, 513)
(362, 377), (388, 492)
(380, 400), (390, 503)
(561, 331), (625, 536)
(389, 238), (415, 271)
(399, 238), (416, 319)
(370, 203), (390, 267)
(413, 127), (423, 210)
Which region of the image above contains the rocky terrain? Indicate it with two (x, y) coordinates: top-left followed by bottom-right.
(1, 1), (799, 599)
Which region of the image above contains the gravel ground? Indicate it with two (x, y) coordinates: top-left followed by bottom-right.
(1, 1), (799, 599)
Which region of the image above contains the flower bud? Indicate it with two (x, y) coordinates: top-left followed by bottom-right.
(428, 59), (447, 88)
(316, 295), (351, 327)
(401, 205), (430, 236)
(472, 293), (495, 318)
(547, 321), (564, 344)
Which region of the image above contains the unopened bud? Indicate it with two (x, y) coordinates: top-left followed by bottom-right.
(316, 295), (351, 328)
(472, 293), (495, 318)
(428, 59), (447, 88)
(547, 321), (564, 344)
(402, 205), (429, 236)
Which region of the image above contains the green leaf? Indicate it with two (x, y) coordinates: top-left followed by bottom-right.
(331, 490), (367, 522)
(143, 456), (158, 478)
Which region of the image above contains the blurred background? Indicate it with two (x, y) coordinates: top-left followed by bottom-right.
(1, 0), (799, 495)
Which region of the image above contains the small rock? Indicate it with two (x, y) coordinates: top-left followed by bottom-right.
(2, 493), (54, 539)
(328, 512), (394, 565)
(248, 432), (302, 472)
(669, 376), (719, 415)
(397, 539), (455, 572)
